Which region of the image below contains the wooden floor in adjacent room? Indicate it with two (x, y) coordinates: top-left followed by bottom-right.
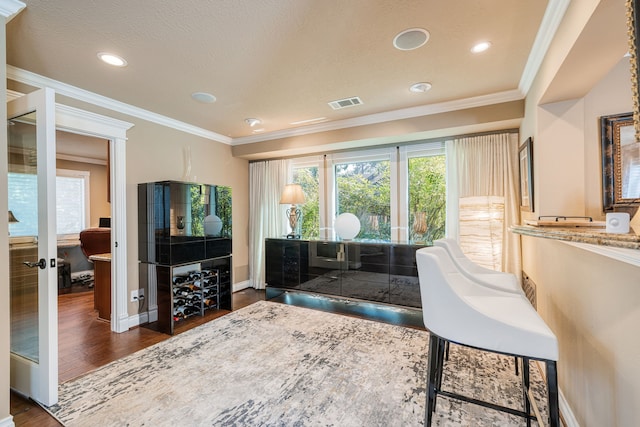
(10, 288), (265, 427)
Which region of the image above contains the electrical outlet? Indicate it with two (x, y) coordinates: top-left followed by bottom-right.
(131, 289), (145, 302)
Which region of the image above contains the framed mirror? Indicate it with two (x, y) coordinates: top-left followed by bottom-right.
(601, 112), (640, 212)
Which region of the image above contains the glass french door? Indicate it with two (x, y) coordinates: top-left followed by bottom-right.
(8, 88), (58, 406)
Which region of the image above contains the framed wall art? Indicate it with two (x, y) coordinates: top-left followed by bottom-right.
(519, 137), (534, 212)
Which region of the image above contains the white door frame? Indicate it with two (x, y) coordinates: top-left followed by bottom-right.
(8, 90), (135, 333)
(55, 103), (134, 333)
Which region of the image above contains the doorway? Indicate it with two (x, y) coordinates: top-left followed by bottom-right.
(8, 89), (133, 405)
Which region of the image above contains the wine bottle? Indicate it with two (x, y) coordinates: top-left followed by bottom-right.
(173, 275), (188, 285)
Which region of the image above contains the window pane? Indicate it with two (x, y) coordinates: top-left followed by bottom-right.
(56, 175), (86, 235)
(8, 172), (38, 237)
(408, 155), (446, 244)
(293, 166), (319, 239)
(8, 172), (88, 237)
(336, 160), (390, 241)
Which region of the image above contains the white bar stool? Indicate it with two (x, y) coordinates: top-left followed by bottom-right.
(434, 238), (523, 294)
(416, 247), (559, 426)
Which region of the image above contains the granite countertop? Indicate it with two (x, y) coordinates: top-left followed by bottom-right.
(89, 252), (112, 262)
(510, 224), (640, 250)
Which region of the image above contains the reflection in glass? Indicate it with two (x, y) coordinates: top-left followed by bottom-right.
(619, 123), (640, 199)
(8, 112), (40, 363)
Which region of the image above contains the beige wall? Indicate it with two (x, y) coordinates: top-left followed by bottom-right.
(520, 1), (639, 425)
(56, 157), (111, 228)
(124, 120), (249, 315)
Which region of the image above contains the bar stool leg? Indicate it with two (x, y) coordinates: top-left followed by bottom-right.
(436, 337), (446, 395)
(425, 334), (439, 426)
(546, 361), (560, 427)
(522, 357), (531, 427)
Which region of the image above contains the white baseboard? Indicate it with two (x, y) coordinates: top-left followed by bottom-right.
(127, 311), (149, 329)
(0, 415), (15, 427)
(559, 387), (580, 427)
(233, 280), (251, 293)
(126, 284), (252, 329)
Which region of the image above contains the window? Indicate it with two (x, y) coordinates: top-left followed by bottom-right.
(287, 143), (446, 243)
(334, 159), (391, 241)
(293, 165), (320, 239)
(8, 169), (90, 238)
(407, 154), (446, 244)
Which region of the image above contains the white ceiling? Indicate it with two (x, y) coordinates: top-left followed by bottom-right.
(7, 1), (553, 143)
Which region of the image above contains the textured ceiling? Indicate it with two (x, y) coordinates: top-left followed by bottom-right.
(7, 0), (549, 140)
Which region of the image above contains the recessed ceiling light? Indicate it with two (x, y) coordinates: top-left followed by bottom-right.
(393, 28), (430, 51)
(252, 128), (265, 133)
(245, 118), (261, 127)
(409, 82), (432, 93)
(97, 52), (127, 67)
(471, 41), (492, 54)
(290, 117), (328, 125)
(191, 92), (217, 103)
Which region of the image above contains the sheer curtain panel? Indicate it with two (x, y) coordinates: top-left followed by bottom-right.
(445, 133), (521, 278)
(249, 159), (288, 289)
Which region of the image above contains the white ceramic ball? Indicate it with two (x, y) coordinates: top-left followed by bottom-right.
(334, 213), (361, 240)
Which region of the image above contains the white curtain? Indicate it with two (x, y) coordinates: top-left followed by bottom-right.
(249, 159), (289, 289)
(445, 133), (521, 278)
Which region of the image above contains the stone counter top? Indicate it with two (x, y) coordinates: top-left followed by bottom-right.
(510, 224), (640, 250)
(89, 252), (112, 262)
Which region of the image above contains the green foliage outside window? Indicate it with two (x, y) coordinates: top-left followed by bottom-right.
(408, 155), (446, 244)
(293, 167), (319, 239)
(336, 161), (391, 241)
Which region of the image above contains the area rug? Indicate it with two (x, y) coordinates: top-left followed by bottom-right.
(47, 300), (548, 426)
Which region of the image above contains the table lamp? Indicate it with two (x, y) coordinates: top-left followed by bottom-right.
(280, 184), (306, 238)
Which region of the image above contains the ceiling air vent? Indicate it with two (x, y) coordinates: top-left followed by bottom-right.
(328, 96), (363, 110)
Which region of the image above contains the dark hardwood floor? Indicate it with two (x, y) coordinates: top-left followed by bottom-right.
(10, 287), (265, 426)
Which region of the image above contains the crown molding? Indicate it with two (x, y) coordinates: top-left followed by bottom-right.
(8, 89), (134, 139)
(0, 0), (25, 21)
(56, 153), (107, 166)
(7, 66), (233, 145)
(519, 0), (571, 96)
(232, 89), (523, 145)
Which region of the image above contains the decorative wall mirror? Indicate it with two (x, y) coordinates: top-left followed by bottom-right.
(601, 113), (640, 212)
(603, 0), (640, 216)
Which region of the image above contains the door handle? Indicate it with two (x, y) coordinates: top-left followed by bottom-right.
(23, 258), (47, 269)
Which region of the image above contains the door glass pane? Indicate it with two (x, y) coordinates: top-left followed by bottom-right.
(335, 160), (391, 241)
(408, 155), (446, 244)
(293, 166), (319, 239)
(8, 112), (40, 363)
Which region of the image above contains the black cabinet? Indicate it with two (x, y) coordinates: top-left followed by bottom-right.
(265, 238), (424, 308)
(138, 181), (232, 334)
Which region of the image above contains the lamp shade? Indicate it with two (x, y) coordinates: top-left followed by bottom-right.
(280, 184), (306, 205)
(8, 211), (19, 223)
(334, 213), (361, 240)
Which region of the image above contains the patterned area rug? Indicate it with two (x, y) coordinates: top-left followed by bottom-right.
(48, 300), (547, 426)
